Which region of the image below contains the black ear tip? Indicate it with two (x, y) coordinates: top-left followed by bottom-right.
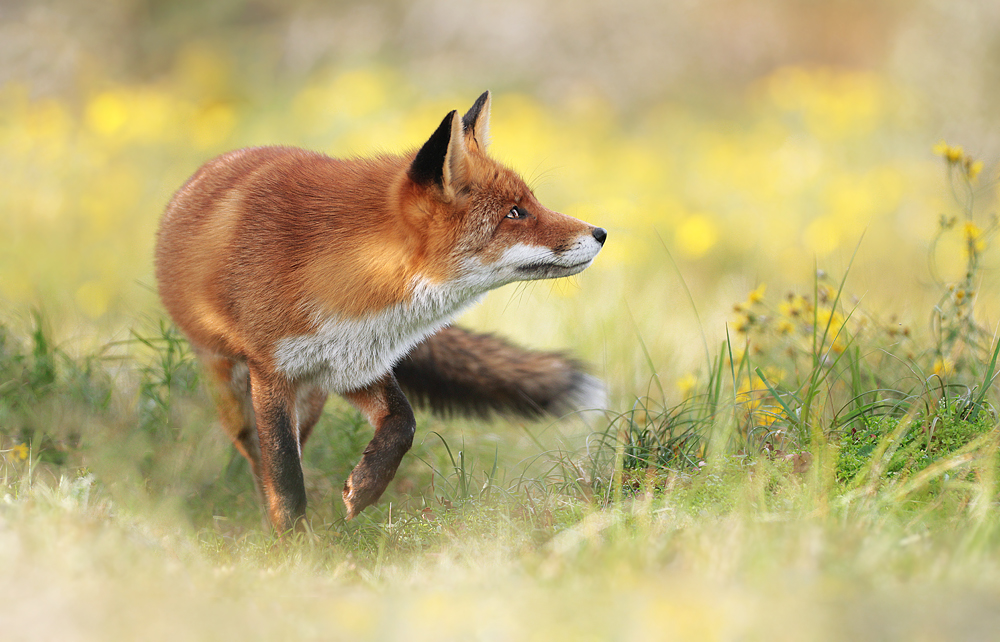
(462, 92), (491, 132)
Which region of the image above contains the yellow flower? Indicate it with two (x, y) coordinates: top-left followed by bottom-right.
(932, 358), (954, 377)
(965, 158), (983, 181)
(736, 378), (765, 411)
(86, 90), (129, 136)
(778, 293), (809, 318)
(676, 373), (698, 399)
(963, 221), (986, 254)
(754, 404), (782, 427)
(815, 306), (844, 330)
(933, 140), (964, 163)
(777, 319), (795, 335)
(747, 283), (767, 305)
(10, 443), (28, 461)
(733, 312), (753, 333)
(953, 288), (974, 305)
(675, 213), (718, 258)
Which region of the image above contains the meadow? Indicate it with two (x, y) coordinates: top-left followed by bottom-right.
(4, 25), (1000, 642)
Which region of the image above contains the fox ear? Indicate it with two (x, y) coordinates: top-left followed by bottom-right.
(461, 91), (491, 152)
(408, 109), (467, 201)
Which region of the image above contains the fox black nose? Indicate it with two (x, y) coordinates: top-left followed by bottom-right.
(592, 227), (607, 246)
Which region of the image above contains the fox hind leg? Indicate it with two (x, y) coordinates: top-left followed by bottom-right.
(201, 350), (328, 531)
(295, 386), (329, 450)
(246, 364), (307, 533)
(199, 352), (267, 498)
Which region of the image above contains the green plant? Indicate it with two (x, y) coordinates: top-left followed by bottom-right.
(590, 146), (1000, 510)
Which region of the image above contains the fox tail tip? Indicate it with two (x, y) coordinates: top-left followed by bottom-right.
(564, 371), (608, 416)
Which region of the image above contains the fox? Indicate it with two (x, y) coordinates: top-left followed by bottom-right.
(154, 91), (606, 533)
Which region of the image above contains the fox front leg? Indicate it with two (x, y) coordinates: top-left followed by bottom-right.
(341, 374), (416, 518)
(248, 366), (307, 534)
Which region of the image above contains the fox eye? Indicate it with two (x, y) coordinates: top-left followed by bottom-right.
(506, 206), (528, 220)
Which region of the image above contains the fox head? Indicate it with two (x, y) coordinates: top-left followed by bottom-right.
(402, 91), (606, 293)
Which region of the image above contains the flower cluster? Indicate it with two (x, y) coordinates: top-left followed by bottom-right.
(929, 143), (995, 375)
(730, 279), (868, 360)
(933, 141), (983, 181)
(716, 275), (919, 440)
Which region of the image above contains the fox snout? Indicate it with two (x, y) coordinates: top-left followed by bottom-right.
(516, 227), (604, 280)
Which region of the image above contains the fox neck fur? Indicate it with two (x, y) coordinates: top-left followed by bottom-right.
(274, 274), (487, 392)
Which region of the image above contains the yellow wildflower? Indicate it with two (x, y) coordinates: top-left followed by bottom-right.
(815, 306), (844, 329)
(86, 90), (129, 136)
(779, 293), (809, 318)
(932, 358), (954, 377)
(733, 312), (753, 333)
(736, 378), (764, 411)
(933, 141), (964, 163)
(754, 404), (781, 427)
(953, 288), (974, 305)
(675, 214), (718, 258)
(747, 283), (767, 305)
(676, 373), (698, 399)
(963, 221), (986, 254)
(965, 158), (983, 181)
(10, 443), (28, 461)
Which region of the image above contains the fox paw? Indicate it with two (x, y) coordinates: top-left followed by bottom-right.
(342, 463), (392, 519)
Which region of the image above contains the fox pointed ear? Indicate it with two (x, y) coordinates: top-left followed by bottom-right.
(461, 91), (491, 152)
(408, 109), (467, 201)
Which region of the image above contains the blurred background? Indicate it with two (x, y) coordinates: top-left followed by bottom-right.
(2, 0), (1000, 403)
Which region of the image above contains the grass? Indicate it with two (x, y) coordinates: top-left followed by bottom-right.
(5, 413), (1000, 640)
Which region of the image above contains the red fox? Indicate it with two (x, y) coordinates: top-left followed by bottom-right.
(155, 92), (606, 533)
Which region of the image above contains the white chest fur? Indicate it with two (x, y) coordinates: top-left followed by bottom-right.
(273, 277), (484, 392)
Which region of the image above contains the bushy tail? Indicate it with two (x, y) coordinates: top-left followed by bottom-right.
(393, 325), (605, 419)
